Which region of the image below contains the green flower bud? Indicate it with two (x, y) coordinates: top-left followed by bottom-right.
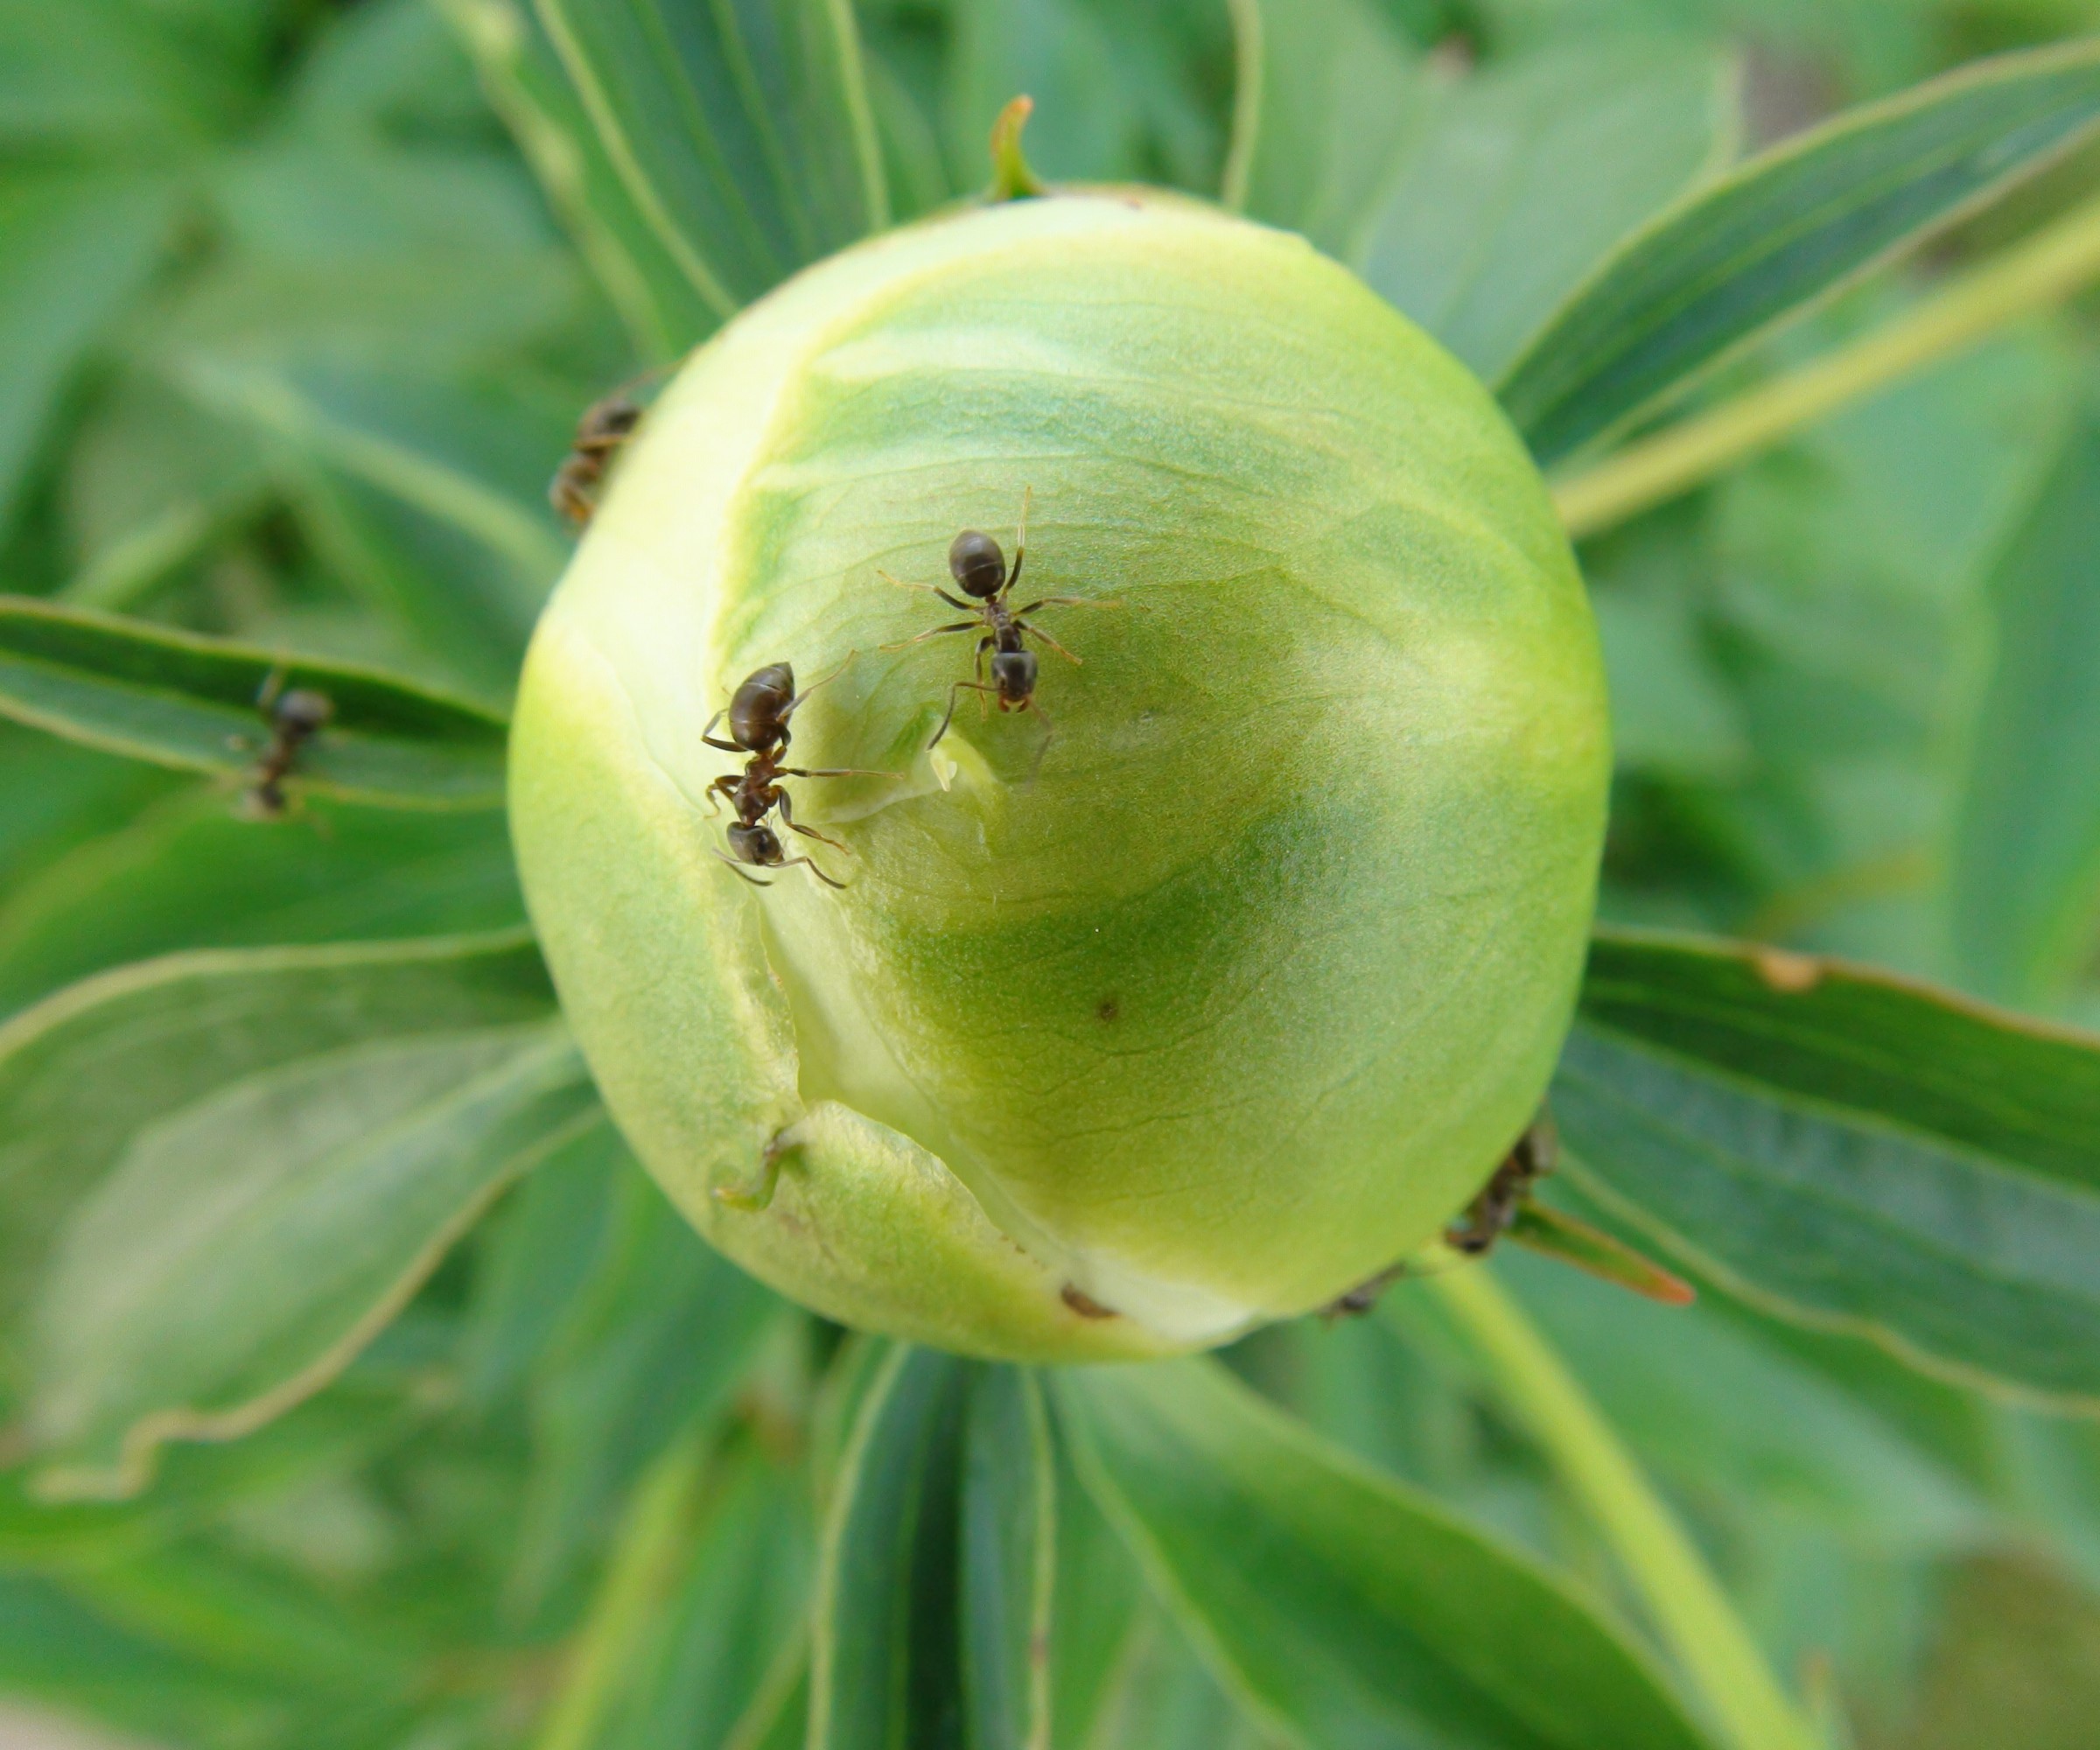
(510, 191), (1608, 1361)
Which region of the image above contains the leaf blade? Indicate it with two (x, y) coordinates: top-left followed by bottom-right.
(1500, 38), (2100, 464)
(1058, 1357), (1716, 1750)
(0, 597), (509, 809)
(1558, 928), (2100, 1406)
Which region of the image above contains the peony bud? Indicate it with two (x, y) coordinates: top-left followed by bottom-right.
(509, 189), (1608, 1361)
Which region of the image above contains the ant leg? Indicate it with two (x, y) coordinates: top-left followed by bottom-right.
(1012, 595), (1122, 614)
(782, 649), (856, 723)
(880, 569), (974, 612)
(255, 665), (288, 713)
(931, 681), (998, 748)
(1016, 620), (1082, 667)
(715, 1129), (794, 1212)
(703, 774), (738, 817)
(712, 849), (773, 886)
(999, 485), (1032, 600)
(783, 855), (846, 890)
(701, 710), (742, 753)
(780, 766), (901, 780)
(1025, 697), (1054, 783)
(776, 788), (850, 855)
(880, 620), (979, 653)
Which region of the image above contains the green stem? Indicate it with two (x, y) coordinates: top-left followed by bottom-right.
(1429, 1268), (1820, 1750)
(533, 1433), (711, 1750)
(1550, 195), (2100, 541)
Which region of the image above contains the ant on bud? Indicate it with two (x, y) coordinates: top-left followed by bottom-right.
(1322, 1113), (1694, 1317)
(550, 393), (642, 527)
(703, 655), (897, 887)
(880, 488), (1117, 762)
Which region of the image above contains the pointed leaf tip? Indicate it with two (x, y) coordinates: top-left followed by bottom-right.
(989, 96), (1047, 202)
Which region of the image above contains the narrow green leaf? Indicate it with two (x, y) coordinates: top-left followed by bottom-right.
(436, 0), (717, 358)
(1058, 1357), (1716, 1750)
(27, 1020), (592, 1497)
(1047, 1426), (1144, 1750)
(0, 793), (522, 1017)
(1500, 38), (2100, 464)
(1950, 408), (2100, 1007)
(0, 597), (509, 808)
(1355, 40), (1738, 382)
(1558, 928), (2100, 1406)
(0, 172), (180, 528)
(962, 1368), (1054, 1750)
(536, 0), (887, 316)
(811, 1343), (972, 1750)
(513, 1166), (785, 1609)
(0, 930), (553, 1362)
(1222, 0), (1419, 253)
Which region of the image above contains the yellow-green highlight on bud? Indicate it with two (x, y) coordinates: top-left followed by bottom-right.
(509, 191), (1611, 1362)
(988, 95), (1047, 201)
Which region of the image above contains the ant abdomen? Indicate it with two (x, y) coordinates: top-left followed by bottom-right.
(948, 530), (1007, 598)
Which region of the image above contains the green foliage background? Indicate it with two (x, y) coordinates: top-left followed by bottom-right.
(4, 0), (2100, 1746)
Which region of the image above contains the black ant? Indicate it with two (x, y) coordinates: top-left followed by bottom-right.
(550, 392), (642, 526)
(1321, 1113), (1692, 1317)
(234, 669), (333, 819)
(880, 489), (1114, 754)
(702, 656), (893, 887)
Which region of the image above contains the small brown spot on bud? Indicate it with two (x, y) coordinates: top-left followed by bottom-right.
(1096, 998), (1119, 1023)
(1061, 1283), (1116, 1320)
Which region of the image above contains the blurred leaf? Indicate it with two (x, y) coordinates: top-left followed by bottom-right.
(1558, 928), (2100, 1407)
(462, 1116), (624, 1405)
(1357, 38), (1739, 382)
(0, 794), (522, 1016)
(284, 0), (491, 140)
(1047, 1426), (1143, 1750)
(1058, 1357), (1715, 1750)
(60, 373), (270, 612)
(0, 597), (509, 808)
(1501, 38), (2100, 464)
(0, 930), (552, 1366)
(24, 1018), (590, 1498)
(810, 1343), (970, 1750)
(0, 0), (241, 147)
(961, 1367), (1054, 1750)
(0, 723), (180, 896)
(576, 1440), (816, 1750)
(1950, 405), (2100, 1008)
(437, 0), (718, 356)
(512, 1168), (783, 1612)
(1502, 1253), (1986, 1549)
(193, 361), (571, 601)
(537, 0), (889, 316)
(1222, 0), (1420, 253)
(0, 172), (182, 532)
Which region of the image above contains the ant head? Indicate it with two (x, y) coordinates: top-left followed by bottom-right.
(727, 821), (782, 865)
(948, 529), (1007, 598)
(274, 689), (334, 735)
(990, 648), (1036, 701)
(579, 398), (641, 443)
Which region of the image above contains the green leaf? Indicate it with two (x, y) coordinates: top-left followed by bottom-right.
(1057, 1356), (1715, 1750)
(1558, 928), (2100, 1407)
(1047, 1428), (1143, 1750)
(513, 1166), (785, 1610)
(435, 0), (717, 358)
(0, 930), (553, 1368)
(1950, 407), (2100, 1008)
(0, 172), (181, 530)
(1354, 39), (1738, 382)
(961, 1367), (1054, 1750)
(0, 793), (522, 1017)
(0, 596), (509, 808)
(1222, 0), (1420, 254)
(1500, 38), (2100, 465)
(25, 1018), (591, 1498)
(810, 1344), (1050, 1739)
(536, 0), (888, 318)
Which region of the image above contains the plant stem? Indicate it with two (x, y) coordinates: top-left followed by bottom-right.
(533, 1432), (711, 1750)
(1550, 195), (2100, 541)
(1428, 1267), (1820, 1750)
